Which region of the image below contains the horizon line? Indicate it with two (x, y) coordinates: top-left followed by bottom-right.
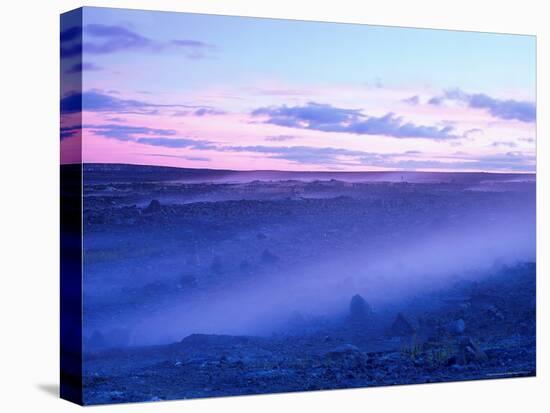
(62, 162), (537, 175)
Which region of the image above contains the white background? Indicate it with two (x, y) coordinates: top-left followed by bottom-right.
(0, 0), (548, 411)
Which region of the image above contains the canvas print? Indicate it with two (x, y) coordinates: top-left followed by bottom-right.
(60, 7), (536, 405)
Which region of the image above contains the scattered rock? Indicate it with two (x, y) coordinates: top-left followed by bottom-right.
(459, 337), (488, 364)
(485, 304), (504, 321)
(450, 364), (466, 372)
(326, 344), (360, 356)
(325, 344), (369, 369)
(107, 391), (125, 401)
(180, 333), (254, 347)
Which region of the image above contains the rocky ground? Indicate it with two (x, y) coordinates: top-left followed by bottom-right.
(82, 262), (536, 405)
(79, 168), (536, 405)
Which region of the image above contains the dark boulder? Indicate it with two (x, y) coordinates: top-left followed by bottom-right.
(349, 294), (372, 323)
(388, 313), (416, 337)
(144, 199), (161, 214)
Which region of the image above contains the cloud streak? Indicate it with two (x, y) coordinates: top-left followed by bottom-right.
(136, 137), (216, 149)
(252, 102), (459, 140)
(85, 124), (177, 141)
(491, 141), (517, 148)
(145, 153), (211, 161)
(224, 144), (373, 165)
(60, 25), (82, 59)
(82, 24), (216, 59)
(60, 125), (80, 141)
(402, 95), (420, 105)
(61, 24), (216, 60)
(265, 135), (298, 142)
(60, 91), (219, 115)
(220, 144), (534, 171)
(429, 89), (536, 123)
(173, 108), (226, 117)
(76, 119), (534, 172)
(65, 61), (103, 74)
(83, 123), (217, 149)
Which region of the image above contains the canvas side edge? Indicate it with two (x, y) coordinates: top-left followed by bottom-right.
(60, 7), (84, 406)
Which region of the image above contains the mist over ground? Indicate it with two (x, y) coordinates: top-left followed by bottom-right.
(77, 164), (536, 404)
(81, 166), (535, 346)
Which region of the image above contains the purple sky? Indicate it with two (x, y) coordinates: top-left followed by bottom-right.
(61, 7), (536, 172)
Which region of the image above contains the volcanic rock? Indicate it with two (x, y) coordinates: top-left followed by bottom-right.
(349, 294), (372, 323)
(388, 313), (416, 337)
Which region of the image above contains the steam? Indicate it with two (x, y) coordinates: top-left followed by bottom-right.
(124, 199), (534, 345)
(82, 174), (535, 349)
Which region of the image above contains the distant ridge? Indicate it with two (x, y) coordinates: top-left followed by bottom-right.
(76, 163), (536, 184)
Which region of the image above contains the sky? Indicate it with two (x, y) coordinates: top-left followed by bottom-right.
(60, 7), (536, 172)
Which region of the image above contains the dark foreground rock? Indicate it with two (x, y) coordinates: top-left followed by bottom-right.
(82, 263), (536, 405)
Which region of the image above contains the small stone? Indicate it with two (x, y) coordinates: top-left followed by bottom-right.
(325, 344), (369, 370)
(459, 337), (488, 363)
(328, 344), (360, 355)
(448, 318), (466, 335)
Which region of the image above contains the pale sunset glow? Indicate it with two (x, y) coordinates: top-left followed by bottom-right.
(61, 7), (536, 172)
